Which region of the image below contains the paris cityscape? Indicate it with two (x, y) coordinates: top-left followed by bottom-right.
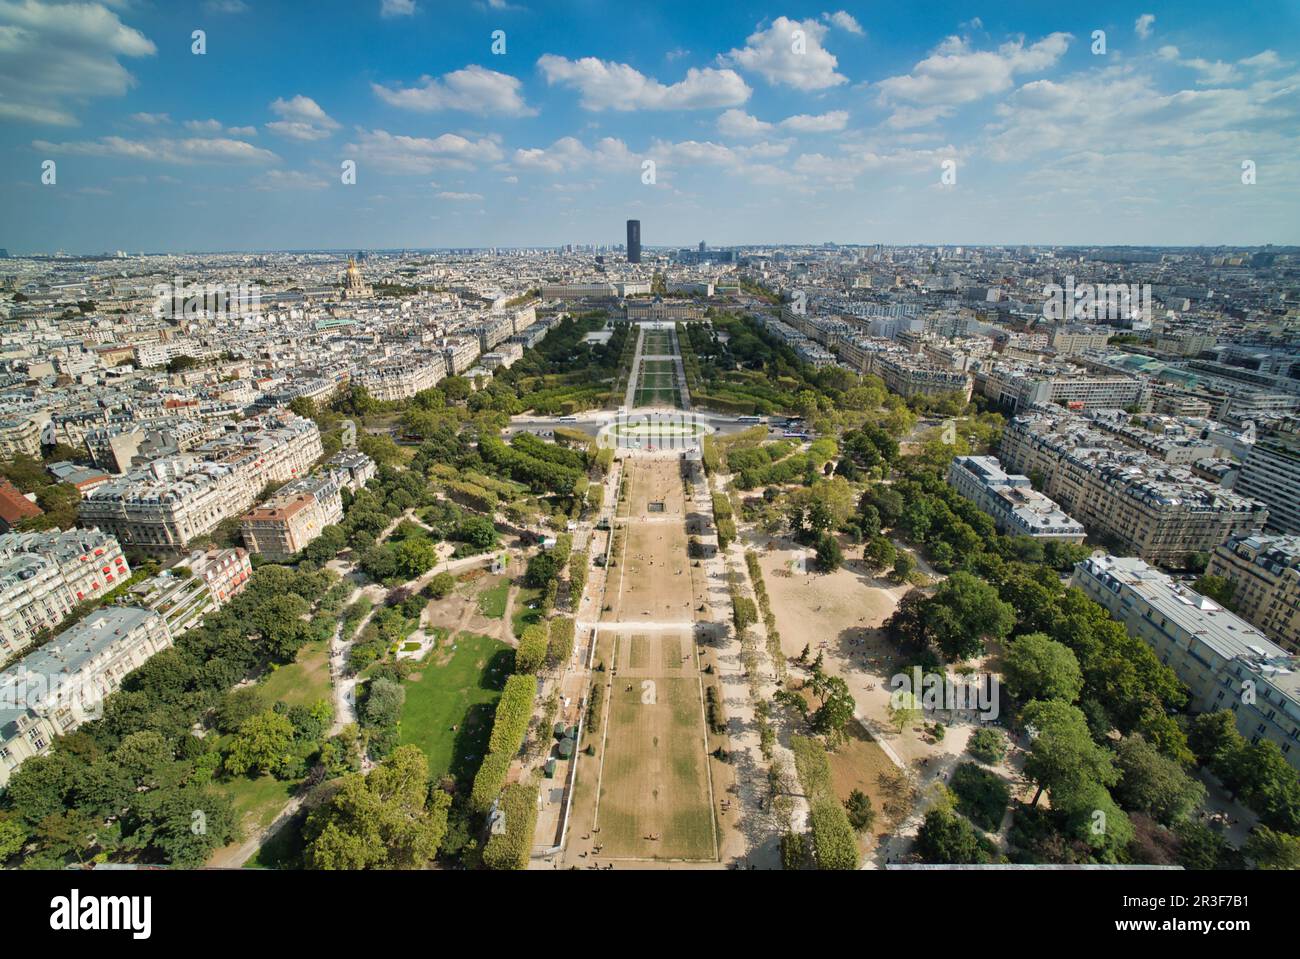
(0, 0), (1297, 935)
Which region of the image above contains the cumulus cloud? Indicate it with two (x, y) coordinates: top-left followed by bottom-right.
(265, 95), (340, 140)
(436, 191), (484, 200)
(721, 16), (847, 90)
(718, 108), (850, 139)
(1135, 14), (1156, 40)
(717, 108), (774, 137)
(822, 11), (863, 35)
(373, 65), (535, 116)
(513, 136), (635, 173)
(0, 0), (157, 126)
(346, 128), (503, 173)
(537, 54), (750, 110)
(255, 169), (328, 190)
(380, 0), (416, 17)
(32, 134), (278, 164)
(875, 33), (1071, 117)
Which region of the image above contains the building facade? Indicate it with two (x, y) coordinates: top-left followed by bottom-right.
(1073, 554), (1300, 771)
(0, 607), (172, 787)
(1207, 533), (1300, 656)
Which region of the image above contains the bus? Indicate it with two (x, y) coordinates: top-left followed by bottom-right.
(737, 415), (766, 424)
(783, 431), (811, 440)
(557, 416), (578, 423)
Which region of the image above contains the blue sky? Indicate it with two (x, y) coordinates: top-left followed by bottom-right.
(2, 0), (1298, 252)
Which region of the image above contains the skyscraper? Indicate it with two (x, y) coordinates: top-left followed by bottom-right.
(626, 219), (641, 264)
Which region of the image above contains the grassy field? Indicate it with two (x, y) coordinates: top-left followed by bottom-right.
(595, 645), (716, 861)
(398, 631), (514, 782)
(477, 580), (510, 619)
(258, 638), (332, 708)
(511, 586), (544, 638)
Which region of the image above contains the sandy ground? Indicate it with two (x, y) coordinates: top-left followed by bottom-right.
(754, 534), (1031, 864)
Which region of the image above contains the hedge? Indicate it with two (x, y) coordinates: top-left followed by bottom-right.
(516, 624), (549, 674)
(482, 781), (540, 870)
(791, 735), (860, 869)
(546, 616), (576, 667)
(470, 673), (538, 812)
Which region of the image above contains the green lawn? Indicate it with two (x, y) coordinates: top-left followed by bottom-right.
(398, 632), (514, 783)
(511, 586), (544, 638)
(257, 638), (333, 709)
(477, 581), (510, 619)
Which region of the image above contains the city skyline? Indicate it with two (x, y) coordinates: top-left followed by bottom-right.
(2, 0), (1299, 253)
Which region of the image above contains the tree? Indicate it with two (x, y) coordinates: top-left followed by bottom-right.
(844, 789), (875, 832)
(1022, 699), (1118, 807)
(892, 552), (915, 582)
(1003, 633), (1084, 704)
(815, 533), (843, 572)
(1112, 733), (1206, 826)
(1192, 573), (1236, 609)
(926, 571), (1015, 661)
(250, 592), (311, 661)
(0, 816), (27, 862)
(362, 678), (405, 729)
(915, 808), (994, 864)
(1244, 826), (1300, 870)
(426, 571), (456, 599)
(524, 551), (559, 588)
(304, 746), (450, 869)
(811, 675), (855, 745)
(224, 709), (296, 777)
(392, 537), (437, 580)
(864, 535), (897, 571)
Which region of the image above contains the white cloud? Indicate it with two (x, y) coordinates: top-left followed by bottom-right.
(183, 119), (224, 134)
(513, 136), (634, 173)
(33, 135), (278, 164)
(255, 169), (328, 190)
(203, 0), (249, 13)
(717, 108), (773, 137)
(876, 33), (1072, 111)
(436, 191), (484, 201)
(1239, 50), (1284, 71)
(266, 95), (340, 140)
(380, 0), (416, 17)
(1135, 14), (1156, 40)
(822, 11), (863, 36)
(130, 112), (171, 125)
(0, 0), (157, 126)
(538, 54), (750, 110)
(721, 16), (847, 90)
(373, 65), (535, 116)
(1157, 46), (1242, 85)
(346, 128), (503, 174)
(781, 110), (849, 132)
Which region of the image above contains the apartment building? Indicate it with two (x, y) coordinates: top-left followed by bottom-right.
(948, 455), (1086, 542)
(358, 354), (446, 402)
(132, 546), (251, 635)
(0, 606), (172, 787)
(79, 414), (323, 552)
(0, 528), (130, 660)
(1073, 554), (1300, 772)
(1000, 406), (1268, 565)
(323, 449), (376, 493)
(1207, 533), (1300, 655)
(0, 417), (41, 458)
(1235, 422), (1300, 535)
(979, 361), (1148, 412)
(1048, 325), (1112, 356)
(240, 473), (343, 559)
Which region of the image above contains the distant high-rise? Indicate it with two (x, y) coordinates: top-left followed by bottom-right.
(626, 220), (641, 264)
(699, 241), (706, 253)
